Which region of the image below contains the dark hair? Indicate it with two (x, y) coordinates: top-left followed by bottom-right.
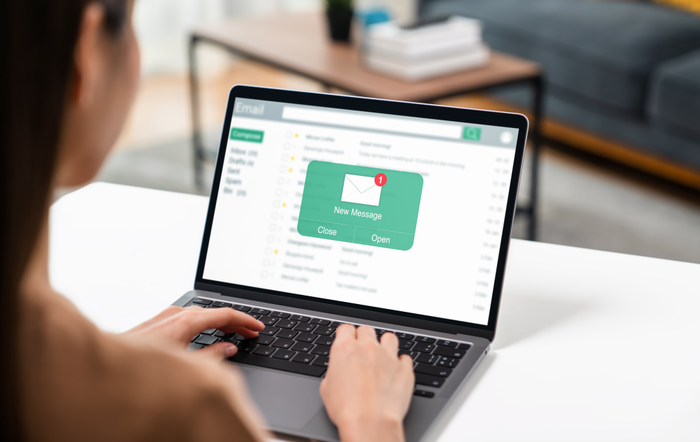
(0, 1), (127, 439)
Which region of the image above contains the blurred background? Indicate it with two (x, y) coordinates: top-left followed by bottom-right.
(96, 0), (700, 264)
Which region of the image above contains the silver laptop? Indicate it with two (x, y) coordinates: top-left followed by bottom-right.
(173, 85), (528, 441)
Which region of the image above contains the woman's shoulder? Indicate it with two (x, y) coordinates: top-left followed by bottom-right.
(19, 289), (263, 441)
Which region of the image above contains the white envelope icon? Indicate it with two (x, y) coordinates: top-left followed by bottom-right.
(341, 174), (382, 206)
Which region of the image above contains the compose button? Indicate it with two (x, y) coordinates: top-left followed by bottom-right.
(229, 127), (264, 143)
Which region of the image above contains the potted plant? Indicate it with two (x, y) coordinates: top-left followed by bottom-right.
(325, 0), (353, 43)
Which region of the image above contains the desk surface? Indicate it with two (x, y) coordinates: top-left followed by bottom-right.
(50, 183), (700, 441)
(193, 12), (541, 102)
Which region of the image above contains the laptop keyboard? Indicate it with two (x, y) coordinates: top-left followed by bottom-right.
(186, 297), (471, 397)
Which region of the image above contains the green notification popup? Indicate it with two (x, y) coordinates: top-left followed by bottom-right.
(297, 161), (423, 251)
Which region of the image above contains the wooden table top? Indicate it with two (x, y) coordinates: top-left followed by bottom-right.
(193, 12), (541, 103)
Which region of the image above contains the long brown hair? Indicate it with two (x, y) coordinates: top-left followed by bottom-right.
(0, 1), (127, 439)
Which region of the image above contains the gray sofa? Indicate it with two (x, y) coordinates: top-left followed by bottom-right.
(419, 0), (700, 173)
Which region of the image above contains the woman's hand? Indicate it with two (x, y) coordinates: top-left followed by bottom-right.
(320, 325), (415, 442)
(124, 305), (264, 360)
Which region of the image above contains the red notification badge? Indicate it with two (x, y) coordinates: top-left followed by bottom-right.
(374, 173), (387, 187)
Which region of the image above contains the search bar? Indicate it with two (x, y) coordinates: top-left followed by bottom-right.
(282, 106), (461, 139)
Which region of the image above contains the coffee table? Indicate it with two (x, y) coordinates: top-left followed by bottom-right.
(188, 12), (543, 240)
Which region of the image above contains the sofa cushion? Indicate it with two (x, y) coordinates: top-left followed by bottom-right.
(421, 0), (700, 115)
(648, 49), (700, 139)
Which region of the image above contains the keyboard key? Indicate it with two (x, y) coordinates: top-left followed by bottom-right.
(415, 373), (445, 388)
(413, 343), (435, 353)
(251, 308), (271, 315)
(375, 329), (387, 335)
(310, 318), (330, 325)
(436, 340), (457, 348)
(330, 321), (343, 327)
(201, 329), (216, 335)
(413, 390), (435, 398)
(271, 312), (290, 319)
(232, 304), (251, 312)
(433, 346), (465, 359)
(294, 323), (316, 333)
(436, 357), (459, 368)
(294, 332), (317, 343)
(276, 319), (298, 329)
(249, 314), (261, 319)
(211, 301), (232, 308)
(252, 346), (275, 357)
(259, 327), (280, 336)
(314, 336), (334, 346)
(398, 350), (419, 359)
(292, 353), (315, 364)
(194, 335), (218, 346)
(187, 343), (204, 351)
(313, 326), (333, 336)
(237, 342), (256, 353)
(416, 353), (439, 365)
(276, 329), (299, 340)
(259, 316), (278, 326)
(415, 363), (452, 378)
(398, 339), (415, 350)
(231, 352), (326, 377)
(312, 356), (329, 367)
(272, 349), (295, 360)
(289, 315), (310, 322)
(250, 335), (275, 346)
(192, 298), (212, 305)
(212, 330), (226, 338)
(311, 345), (330, 356)
(229, 333), (248, 341)
(415, 336), (436, 344)
(291, 342), (314, 353)
(457, 343), (471, 350)
(271, 339), (294, 349)
(396, 333), (415, 340)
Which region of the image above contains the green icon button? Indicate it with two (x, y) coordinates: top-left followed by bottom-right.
(297, 161), (423, 251)
(463, 126), (481, 141)
(230, 127), (264, 143)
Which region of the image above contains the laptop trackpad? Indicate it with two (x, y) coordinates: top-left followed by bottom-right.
(238, 365), (325, 430)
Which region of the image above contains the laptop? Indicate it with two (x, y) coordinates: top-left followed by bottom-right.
(173, 85), (528, 441)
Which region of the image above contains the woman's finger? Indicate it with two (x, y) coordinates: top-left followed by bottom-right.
(196, 341), (238, 360)
(380, 331), (399, 355)
(334, 324), (356, 343)
(356, 325), (376, 343)
(176, 308), (264, 341)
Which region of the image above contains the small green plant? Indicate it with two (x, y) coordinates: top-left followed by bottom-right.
(325, 0), (352, 13)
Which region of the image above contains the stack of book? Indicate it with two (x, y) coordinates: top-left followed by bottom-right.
(363, 16), (490, 82)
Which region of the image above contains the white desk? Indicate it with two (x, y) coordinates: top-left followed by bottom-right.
(50, 183), (700, 441)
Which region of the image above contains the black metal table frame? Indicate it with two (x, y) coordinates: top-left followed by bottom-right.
(188, 34), (543, 240)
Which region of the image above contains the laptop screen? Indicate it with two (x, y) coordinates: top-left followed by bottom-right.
(202, 97), (520, 327)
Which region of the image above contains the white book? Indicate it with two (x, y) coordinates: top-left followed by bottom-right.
(367, 16), (482, 49)
(363, 45), (491, 82)
(365, 35), (484, 62)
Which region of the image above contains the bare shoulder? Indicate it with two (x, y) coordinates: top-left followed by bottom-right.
(19, 288), (266, 441)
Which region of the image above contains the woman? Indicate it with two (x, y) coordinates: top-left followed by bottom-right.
(0, 1), (415, 440)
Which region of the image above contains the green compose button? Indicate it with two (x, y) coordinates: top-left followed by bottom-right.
(230, 127), (264, 143)
(297, 219), (355, 242)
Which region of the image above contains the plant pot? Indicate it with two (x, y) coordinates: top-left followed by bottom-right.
(326, 10), (353, 43)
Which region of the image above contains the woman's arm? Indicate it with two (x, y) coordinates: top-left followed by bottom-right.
(321, 325), (415, 442)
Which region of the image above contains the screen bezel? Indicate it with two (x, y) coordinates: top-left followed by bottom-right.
(194, 85), (528, 341)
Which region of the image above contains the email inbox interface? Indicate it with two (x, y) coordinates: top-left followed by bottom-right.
(297, 161), (423, 251)
(204, 102), (516, 326)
